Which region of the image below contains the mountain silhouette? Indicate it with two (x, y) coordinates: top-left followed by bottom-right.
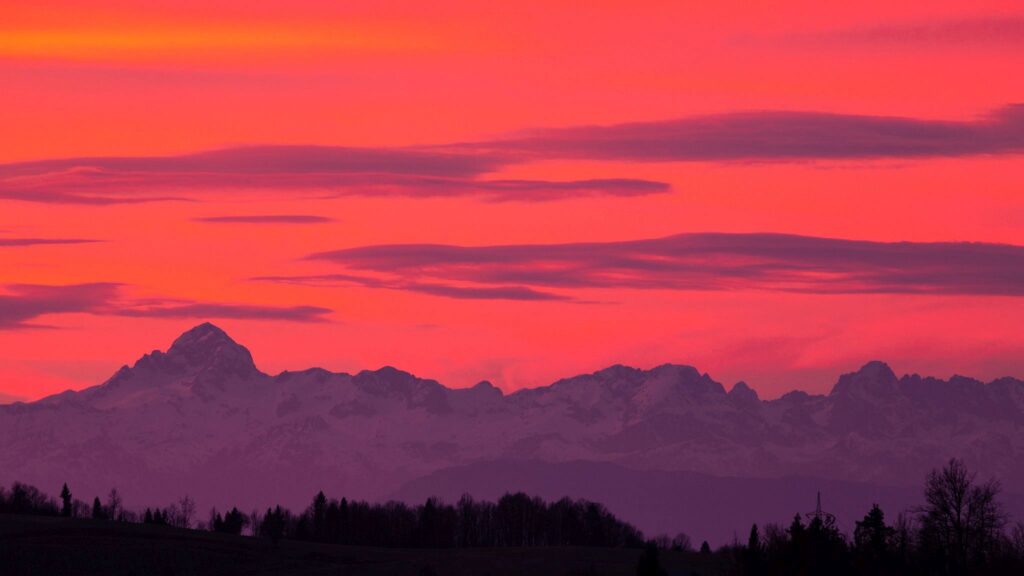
(2, 322), (1022, 542)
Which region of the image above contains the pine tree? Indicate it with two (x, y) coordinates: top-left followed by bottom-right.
(59, 483), (72, 517)
(312, 491), (327, 540)
(745, 523), (762, 573)
(788, 514), (805, 541)
(854, 504), (893, 565)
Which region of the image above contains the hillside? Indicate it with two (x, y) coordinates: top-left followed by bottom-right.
(0, 514), (716, 576)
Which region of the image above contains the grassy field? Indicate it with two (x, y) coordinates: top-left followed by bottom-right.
(0, 515), (728, 575)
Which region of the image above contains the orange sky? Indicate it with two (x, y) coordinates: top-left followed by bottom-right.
(2, 0), (1024, 401)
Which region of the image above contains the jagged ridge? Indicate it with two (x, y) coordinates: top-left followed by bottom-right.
(1, 323), (1022, 540)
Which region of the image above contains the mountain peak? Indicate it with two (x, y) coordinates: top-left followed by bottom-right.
(472, 380), (500, 392)
(168, 322), (232, 351)
(858, 360), (896, 377)
(159, 322), (258, 378)
(353, 366), (443, 396)
(467, 380), (504, 399)
(729, 381), (759, 403)
(830, 361), (898, 398)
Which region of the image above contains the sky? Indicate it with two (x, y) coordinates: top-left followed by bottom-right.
(2, 0), (1024, 401)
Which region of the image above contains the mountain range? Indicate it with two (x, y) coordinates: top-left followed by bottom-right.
(2, 322), (1022, 543)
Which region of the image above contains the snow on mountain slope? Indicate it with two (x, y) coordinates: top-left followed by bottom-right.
(1, 323), (1022, 531)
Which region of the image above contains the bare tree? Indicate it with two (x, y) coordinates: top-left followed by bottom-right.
(106, 488), (122, 521)
(72, 499), (90, 519)
(891, 511), (916, 566)
(1010, 522), (1024, 559)
(918, 458), (1006, 572)
(249, 508), (262, 536)
(652, 534), (672, 550)
(165, 503), (180, 527)
(178, 495), (196, 529)
(672, 532), (693, 552)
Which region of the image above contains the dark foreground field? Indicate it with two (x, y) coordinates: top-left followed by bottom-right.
(0, 515), (722, 576)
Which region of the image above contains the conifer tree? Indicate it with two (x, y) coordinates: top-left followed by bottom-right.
(59, 483), (72, 517)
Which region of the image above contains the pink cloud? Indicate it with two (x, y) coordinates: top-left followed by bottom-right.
(0, 283), (331, 329)
(306, 232), (1024, 298)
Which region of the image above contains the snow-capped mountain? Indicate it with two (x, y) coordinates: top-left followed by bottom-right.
(2, 323), (1022, 539)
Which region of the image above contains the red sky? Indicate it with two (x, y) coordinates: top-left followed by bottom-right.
(2, 0), (1024, 401)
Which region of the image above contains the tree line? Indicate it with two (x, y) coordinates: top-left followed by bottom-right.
(3, 458), (1024, 574)
(663, 458), (1024, 576)
(0, 482), (643, 549)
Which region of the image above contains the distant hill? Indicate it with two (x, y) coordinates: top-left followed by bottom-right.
(2, 322), (1023, 539)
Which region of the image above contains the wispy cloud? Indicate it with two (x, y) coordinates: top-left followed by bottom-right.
(466, 105), (1024, 162)
(0, 145), (668, 204)
(305, 233), (1024, 299)
(314, 176), (671, 202)
(8, 104), (1021, 206)
(195, 214), (334, 224)
(0, 237), (98, 247)
(824, 17), (1024, 47)
(254, 273), (567, 301)
(0, 283), (332, 329)
(0, 180), (188, 205)
(115, 302), (332, 321)
(0, 283), (120, 329)
(0, 145), (502, 179)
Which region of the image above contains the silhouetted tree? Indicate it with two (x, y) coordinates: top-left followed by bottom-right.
(671, 532), (692, 552)
(230, 507), (247, 534)
(805, 511), (849, 575)
(59, 483), (72, 517)
(652, 534), (672, 550)
(248, 508), (261, 536)
(259, 505), (286, 543)
(762, 523), (789, 562)
(211, 507), (247, 535)
(338, 497), (349, 543)
(789, 514), (805, 541)
(456, 494), (478, 547)
(854, 504), (894, 572)
(0, 483), (58, 516)
(918, 458), (1006, 574)
(420, 496), (439, 547)
(4, 472), (1024, 574)
(72, 498), (89, 519)
(311, 491), (328, 541)
(744, 523), (762, 573)
(890, 512), (916, 571)
(219, 489), (645, 549)
(177, 495), (196, 529)
(106, 488), (122, 521)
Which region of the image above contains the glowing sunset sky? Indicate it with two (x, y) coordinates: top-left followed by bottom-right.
(2, 0), (1024, 401)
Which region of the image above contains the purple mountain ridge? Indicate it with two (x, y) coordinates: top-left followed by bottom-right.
(2, 323), (1022, 544)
